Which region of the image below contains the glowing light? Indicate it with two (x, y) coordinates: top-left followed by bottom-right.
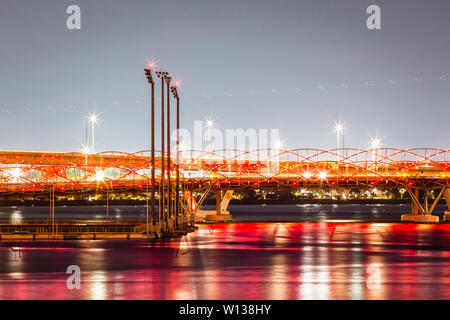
(95, 170), (105, 182)
(179, 142), (188, 151)
(8, 168), (22, 178)
(90, 114), (98, 124)
(303, 172), (312, 179)
(370, 137), (382, 149)
(272, 140), (284, 150)
(206, 119), (214, 128)
(81, 145), (90, 154)
(173, 78), (182, 88)
(318, 171), (328, 180)
(334, 122), (344, 133)
(145, 59), (157, 70)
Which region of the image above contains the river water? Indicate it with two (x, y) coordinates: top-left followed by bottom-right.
(0, 204), (450, 300)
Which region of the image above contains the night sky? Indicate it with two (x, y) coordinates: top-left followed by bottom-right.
(0, 0), (449, 152)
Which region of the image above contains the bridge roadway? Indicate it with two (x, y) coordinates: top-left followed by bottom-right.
(0, 148), (449, 222)
(0, 148), (447, 192)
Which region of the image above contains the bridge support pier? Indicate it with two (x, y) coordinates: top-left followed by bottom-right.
(205, 190), (233, 222)
(401, 187), (445, 223)
(185, 189), (233, 222)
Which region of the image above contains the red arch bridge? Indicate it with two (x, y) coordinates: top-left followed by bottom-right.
(0, 148), (449, 222)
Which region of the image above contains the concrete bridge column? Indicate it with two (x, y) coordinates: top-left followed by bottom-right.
(216, 190), (222, 214)
(205, 190), (233, 222)
(401, 187), (442, 223)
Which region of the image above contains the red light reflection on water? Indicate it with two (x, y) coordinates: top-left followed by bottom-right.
(1, 222), (450, 299)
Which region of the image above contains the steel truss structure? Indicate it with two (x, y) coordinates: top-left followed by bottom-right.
(0, 148), (448, 196)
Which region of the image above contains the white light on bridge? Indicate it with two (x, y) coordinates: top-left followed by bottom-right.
(8, 168), (22, 179)
(272, 140), (284, 151)
(370, 137), (382, 149)
(95, 170), (105, 182)
(318, 171), (328, 180)
(303, 172), (312, 179)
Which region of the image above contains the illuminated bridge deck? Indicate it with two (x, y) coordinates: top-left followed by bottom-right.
(0, 148), (448, 194)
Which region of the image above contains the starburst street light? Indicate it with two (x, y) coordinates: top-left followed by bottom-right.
(145, 59), (157, 70)
(318, 171), (328, 180)
(334, 122), (344, 133)
(303, 171), (313, 179)
(370, 137), (382, 149)
(370, 136), (383, 162)
(90, 114), (98, 124)
(272, 139), (284, 150)
(172, 78), (182, 88)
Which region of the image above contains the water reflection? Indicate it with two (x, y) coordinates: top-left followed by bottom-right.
(1, 222), (450, 299)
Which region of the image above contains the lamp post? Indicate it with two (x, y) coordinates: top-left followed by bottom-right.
(206, 119), (214, 161)
(85, 117), (89, 151)
(272, 140), (284, 171)
(334, 122), (344, 159)
(88, 113), (98, 153)
(370, 137), (382, 162)
(156, 71), (168, 230)
(144, 67), (155, 235)
(165, 76), (172, 224)
(171, 82), (180, 228)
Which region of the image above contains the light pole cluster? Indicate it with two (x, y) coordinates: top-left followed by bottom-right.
(331, 122), (385, 161)
(145, 65), (183, 234)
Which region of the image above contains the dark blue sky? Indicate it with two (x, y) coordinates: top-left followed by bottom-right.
(0, 0), (449, 152)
